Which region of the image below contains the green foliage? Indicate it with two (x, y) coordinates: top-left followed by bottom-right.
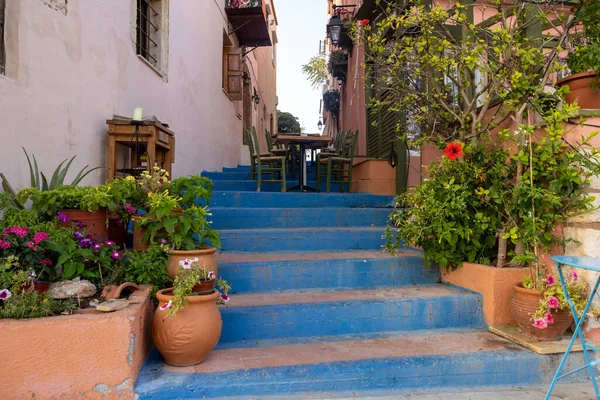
(124, 245), (170, 293)
(0, 148), (101, 209)
(567, 0), (600, 76)
(0, 290), (76, 319)
(323, 90), (341, 116)
(277, 110), (302, 133)
(18, 185), (114, 218)
(328, 50), (347, 73)
(301, 54), (328, 89)
(171, 175), (213, 208)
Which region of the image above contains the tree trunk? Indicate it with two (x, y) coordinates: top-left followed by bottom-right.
(497, 229), (508, 268)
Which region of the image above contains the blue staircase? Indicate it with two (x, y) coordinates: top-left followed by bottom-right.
(135, 165), (582, 399)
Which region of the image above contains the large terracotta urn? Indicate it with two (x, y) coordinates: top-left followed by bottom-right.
(557, 71), (600, 110)
(152, 289), (222, 366)
(58, 209), (108, 241)
(167, 247), (218, 280)
(509, 285), (573, 341)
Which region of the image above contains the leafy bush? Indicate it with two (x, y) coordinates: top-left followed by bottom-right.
(567, 1), (600, 77)
(124, 245), (170, 293)
(18, 185), (114, 218)
(323, 90), (341, 116)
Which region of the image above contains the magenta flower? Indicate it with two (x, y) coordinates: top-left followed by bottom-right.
(159, 300), (172, 311)
(3, 226), (30, 238)
(39, 258), (53, 266)
(73, 231), (85, 240)
(547, 296), (560, 309)
(92, 244), (102, 250)
(83, 259), (90, 263)
(105, 241), (115, 247)
(0, 289), (12, 301)
(124, 204), (137, 214)
(545, 312), (554, 325)
(220, 293), (230, 303)
(569, 271), (579, 282)
(546, 275), (555, 287)
(208, 271), (215, 280)
(26, 241), (38, 251)
(111, 251), (121, 260)
(0, 240), (10, 250)
(33, 232), (49, 244)
(533, 318), (548, 329)
(160, 239), (167, 244)
(57, 212), (68, 223)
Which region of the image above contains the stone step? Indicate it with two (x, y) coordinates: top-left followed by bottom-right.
(211, 180), (349, 192)
(219, 285), (484, 344)
(217, 250), (438, 293)
(211, 207), (391, 229)
(219, 227), (390, 253)
(210, 191), (395, 209)
(135, 330), (546, 399)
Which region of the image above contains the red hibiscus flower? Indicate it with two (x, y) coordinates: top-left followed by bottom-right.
(359, 19), (370, 26)
(443, 142), (464, 161)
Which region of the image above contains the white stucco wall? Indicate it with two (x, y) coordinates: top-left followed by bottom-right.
(0, 0), (253, 187)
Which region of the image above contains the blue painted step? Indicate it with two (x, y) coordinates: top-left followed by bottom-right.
(219, 286), (484, 344)
(211, 207), (391, 229)
(210, 191), (395, 208)
(202, 171), (319, 181)
(212, 180), (348, 192)
(135, 330), (546, 399)
(223, 165), (317, 173)
(218, 251), (438, 293)
(219, 227), (389, 252)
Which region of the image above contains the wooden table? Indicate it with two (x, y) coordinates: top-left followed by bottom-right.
(274, 134), (332, 192)
(106, 119), (175, 182)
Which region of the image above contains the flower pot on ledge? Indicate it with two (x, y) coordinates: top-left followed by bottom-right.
(167, 247), (218, 280)
(509, 285), (573, 341)
(556, 71), (600, 110)
(58, 209), (108, 241)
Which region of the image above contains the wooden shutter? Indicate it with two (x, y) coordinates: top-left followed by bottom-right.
(224, 47), (242, 101)
(0, 0), (5, 74)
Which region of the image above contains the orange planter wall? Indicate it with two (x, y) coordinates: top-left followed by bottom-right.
(0, 287), (153, 399)
(441, 263), (527, 326)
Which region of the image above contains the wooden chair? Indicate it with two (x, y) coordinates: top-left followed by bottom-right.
(245, 128), (286, 192)
(316, 129), (346, 185)
(265, 130), (287, 157)
(317, 130), (358, 193)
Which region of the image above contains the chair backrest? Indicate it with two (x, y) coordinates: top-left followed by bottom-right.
(334, 129), (346, 155)
(341, 130), (358, 159)
(264, 130), (274, 154)
(245, 128), (257, 158)
(251, 127), (261, 157)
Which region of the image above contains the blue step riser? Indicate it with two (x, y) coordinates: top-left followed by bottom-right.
(212, 181), (349, 192)
(219, 295), (485, 343)
(211, 208), (391, 229)
(219, 229), (389, 252)
(203, 172), (320, 181)
(210, 192), (395, 208)
(220, 257), (439, 293)
(135, 352), (541, 399)
(223, 165), (317, 173)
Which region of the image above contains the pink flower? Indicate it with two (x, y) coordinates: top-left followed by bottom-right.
(220, 293), (229, 303)
(33, 232), (49, 244)
(3, 226), (30, 238)
(546, 275), (555, 287)
(545, 312), (554, 325)
(208, 271), (215, 279)
(569, 271), (579, 282)
(111, 251), (121, 260)
(0, 240), (10, 250)
(159, 300), (172, 311)
(105, 241), (115, 246)
(547, 296), (560, 309)
(0, 289), (12, 301)
(57, 212), (68, 223)
(124, 204), (137, 214)
(26, 241), (38, 251)
(534, 318), (548, 329)
(39, 258), (53, 266)
(92, 244), (102, 250)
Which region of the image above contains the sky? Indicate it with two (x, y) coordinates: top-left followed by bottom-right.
(275, 0), (327, 134)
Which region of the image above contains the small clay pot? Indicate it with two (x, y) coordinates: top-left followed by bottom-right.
(132, 217), (151, 252)
(108, 215), (128, 249)
(34, 281), (50, 293)
(510, 285), (573, 341)
(556, 71), (600, 110)
(167, 247), (218, 280)
(192, 279), (216, 294)
(152, 288), (222, 366)
(59, 209), (108, 241)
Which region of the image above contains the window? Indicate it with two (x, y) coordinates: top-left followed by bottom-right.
(0, 0), (5, 75)
(136, 0), (165, 69)
(222, 35), (242, 100)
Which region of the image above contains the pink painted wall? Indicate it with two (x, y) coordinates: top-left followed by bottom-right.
(0, 0), (277, 188)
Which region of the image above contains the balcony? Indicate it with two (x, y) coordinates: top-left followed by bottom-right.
(225, 0), (272, 47)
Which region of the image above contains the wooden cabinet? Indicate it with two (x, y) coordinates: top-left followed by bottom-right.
(106, 119), (175, 182)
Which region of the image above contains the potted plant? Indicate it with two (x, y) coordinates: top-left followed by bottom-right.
(152, 258), (230, 366)
(557, 0), (600, 109)
(510, 271), (589, 341)
(328, 50), (348, 79)
(137, 179), (220, 279)
(18, 185), (113, 242)
(323, 89), (341, 118)
(107, 176), (145, 248)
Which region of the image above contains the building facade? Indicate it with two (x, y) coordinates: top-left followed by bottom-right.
(0, 0), (278, 187)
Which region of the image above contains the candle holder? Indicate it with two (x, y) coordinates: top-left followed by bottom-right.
(123, 119), (147, 177)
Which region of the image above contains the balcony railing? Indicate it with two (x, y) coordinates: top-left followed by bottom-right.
(225, 0), (271, 47)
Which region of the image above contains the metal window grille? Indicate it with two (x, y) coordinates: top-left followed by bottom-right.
(0, 0), (5, 75)
(136, 0), (159, 67)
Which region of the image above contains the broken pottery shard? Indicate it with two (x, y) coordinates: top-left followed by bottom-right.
(96, 299), (130, 312)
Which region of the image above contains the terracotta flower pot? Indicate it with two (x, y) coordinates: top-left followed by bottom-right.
(167, 247), (218, 280)
(34, 281), (51, 293)
(557, 71), (600, 110)
(510, 285), (573, 341)
(193, 279), (216, 294)
(108, 215), (128, 249)
(58, 209), (108, 241)
(152, 288), (222, 366)
(132, 223), (151, 252)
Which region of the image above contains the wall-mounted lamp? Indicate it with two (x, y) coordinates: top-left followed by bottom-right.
(243, 72), (250, 86)
(388, 142), (398, 168)
(327, 15), (343, 46)
(317, 119), (323, 130)
(252, 88), (260, 105)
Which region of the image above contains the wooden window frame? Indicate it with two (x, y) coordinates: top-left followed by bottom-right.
(223, 47), (242, 101)
(0, 0), (5, 75)
(136, 0), (161, 68)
